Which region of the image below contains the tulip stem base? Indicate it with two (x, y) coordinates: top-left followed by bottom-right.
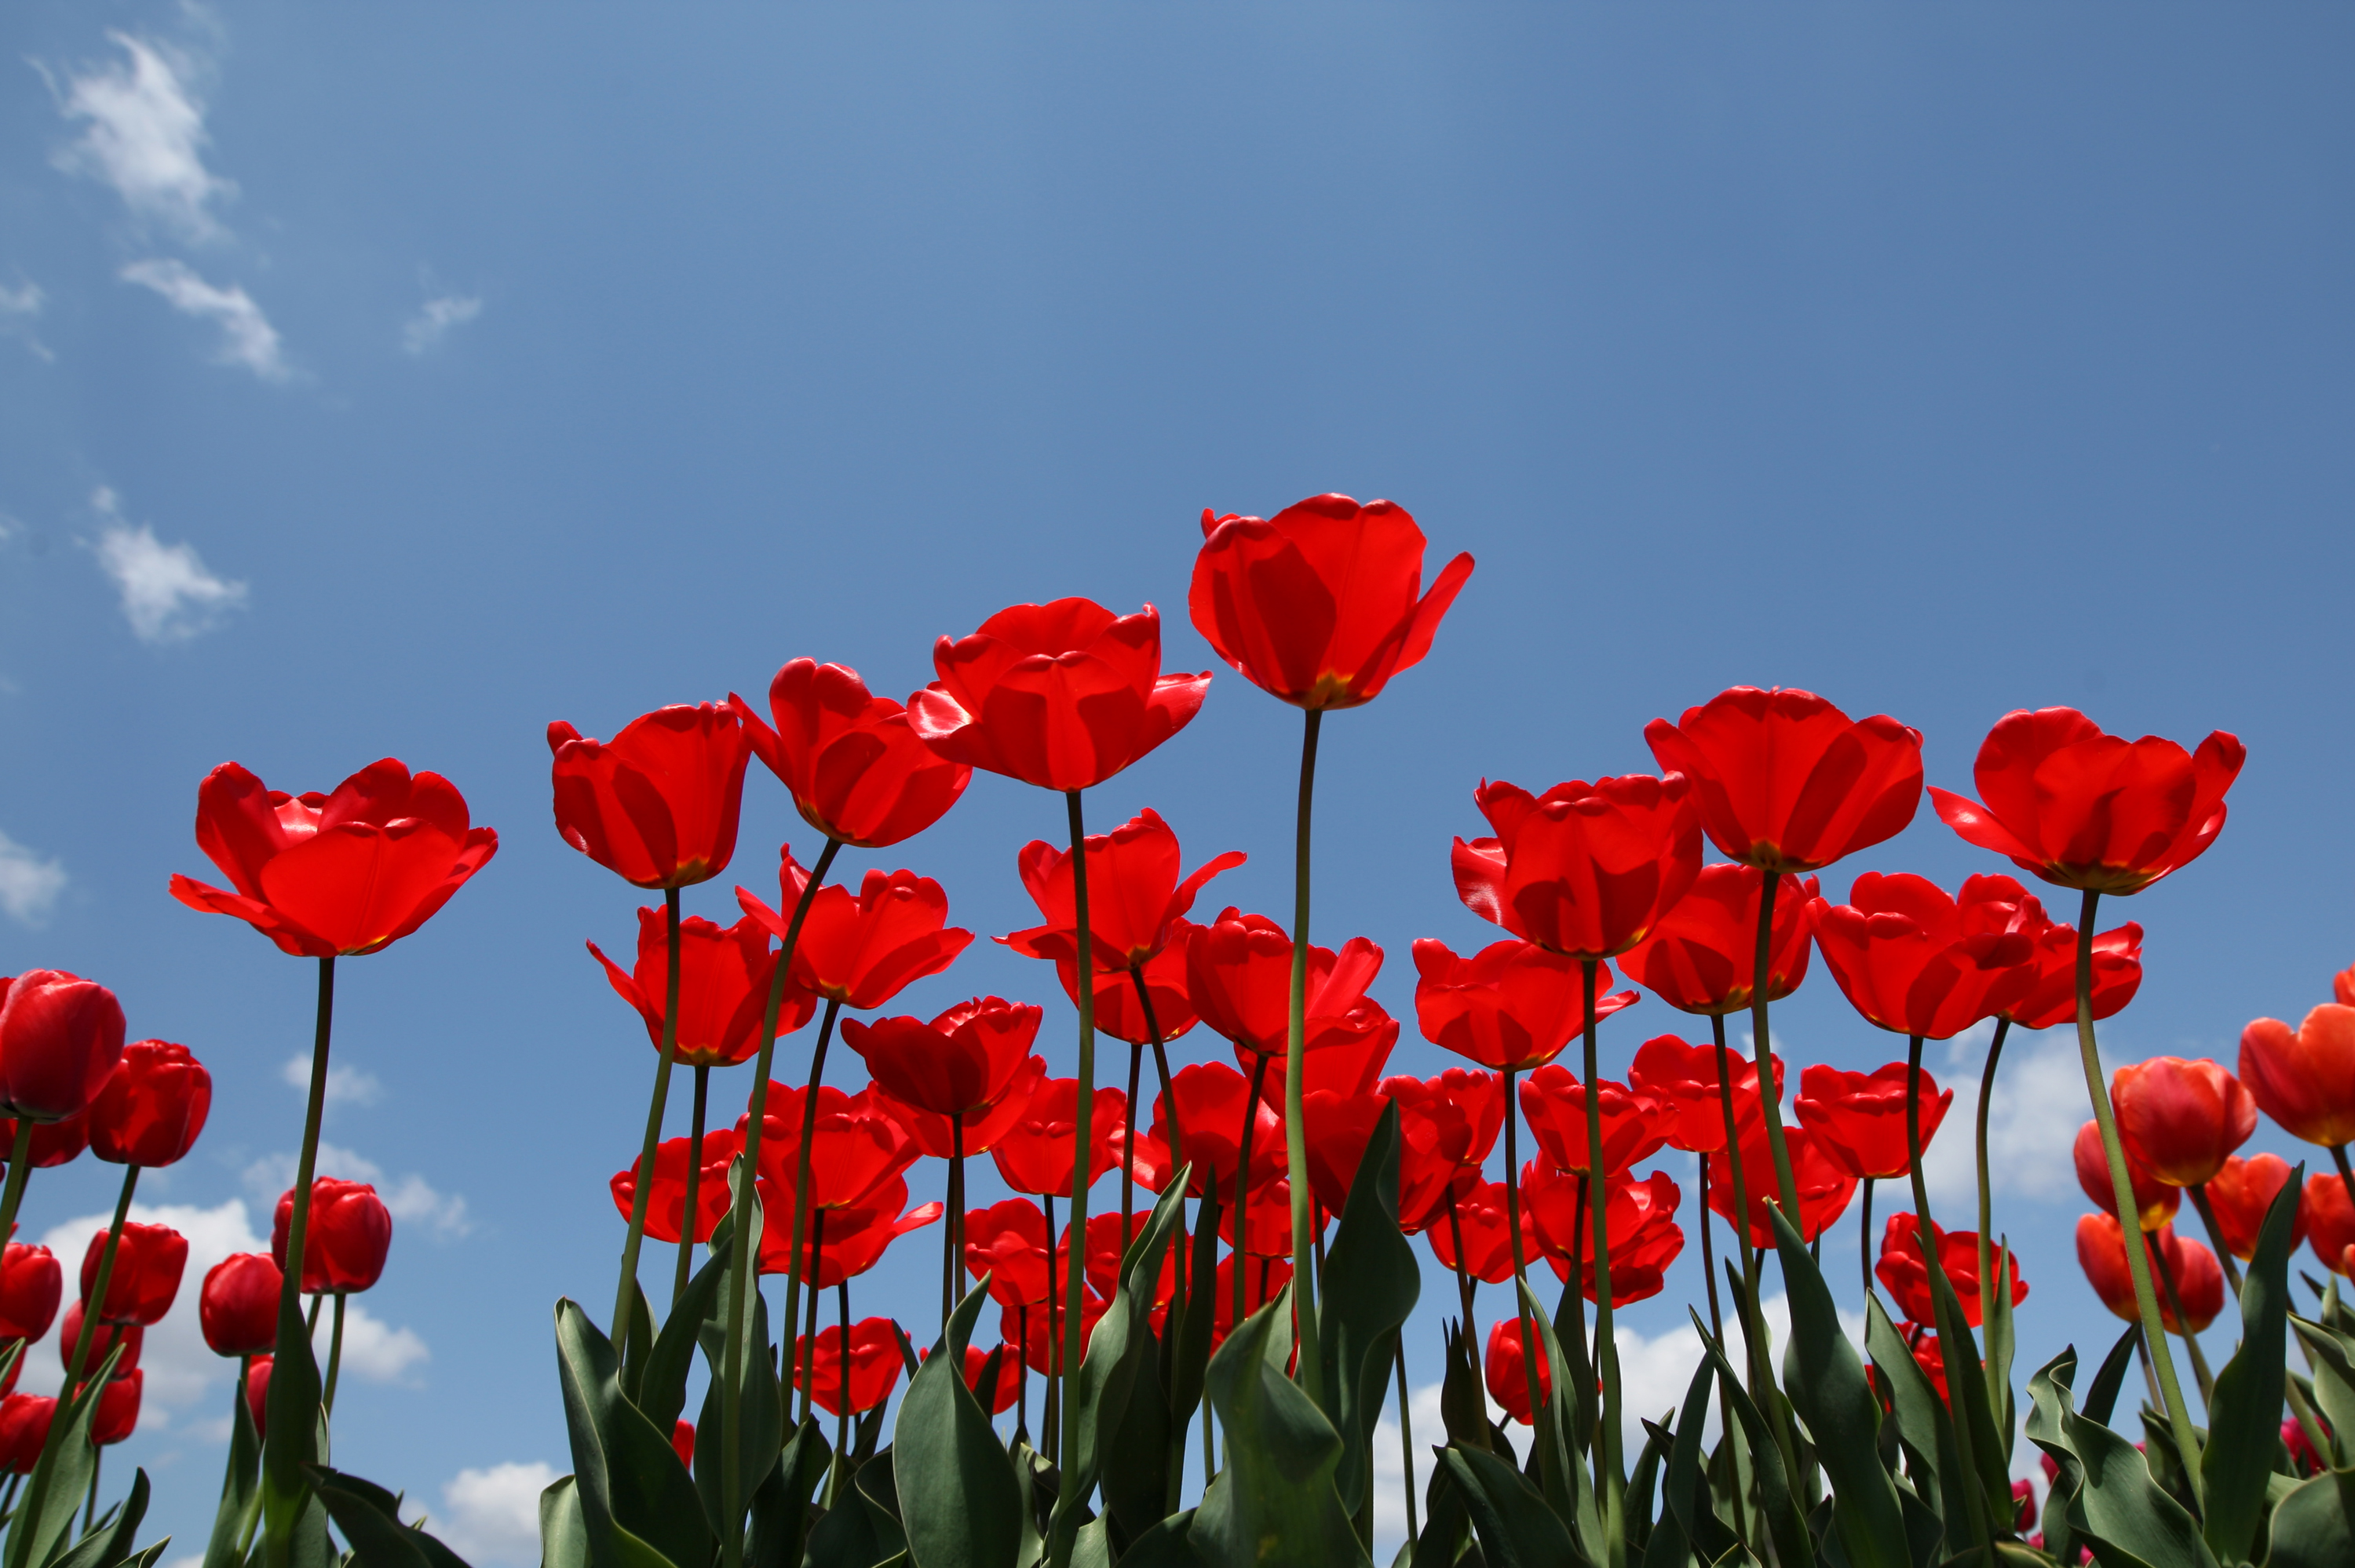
(1748, 871), (1803, 1226)
(613, 888), (685, 1345)
(1974, 1019), (2010, 1345)
(1283, 709), (1325, 1409)
(0, 1120), (35, 1270)
(1055, 787), (1101, 1555)
(675, 1065), (710, 1312)
(323, 1293), (347, 1418)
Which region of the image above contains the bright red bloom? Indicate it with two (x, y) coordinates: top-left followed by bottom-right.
(87, 1040), (210, 1168)
(1625, 1035), (1782, 1157)
(1525, 1165), (1685, 1307)
(0, 972), (126, 1124)
(0, 1245), (60, 1341)
(758, 1176), (941, 1285)
(1002, 808), (1243, 972)
(1221, 1174), (1299, 1260)
(590, 907), (811, 1068)
(954, 1344), (1023, 1415)
(1904, 1330), (1952, 1404)
(1930, 709), (2244, 896)
(1974, 881), (2145, 1029)
(171, 760), (498, 957)
(548, 704), (747, 889)
(0, 1109), (89, 1169)
(2074, 1119), (2178, 1231)
(1207, 1255), (1291, 1351)
(1874, 1213), (2028, 1327)
(672, 1420), (695, 1471)
(793, 1317), (904, 1417)
(845, 997), (1043, 1124)
(1425, 1180), (1534, 1285)
(1644, 687), (1924, 873)
(1795, 1063), (1954, 1181)
(1131, 1062), (1283, 1199)
(2205, 1154), (2305, 1262)
(1809, 874), (2039, 1040)
(1617, 865), (1818, 1017)
(2076, 1215), (2222, 1332)
(1254, 1029), (1398, 1106)
(2112, 1057), (2255, 1189)
(1451, 776), (1703, 961)
(0, 1395), (52, 1475)
(1187, 910), (1391, 1059)
(731, 660), (970, 848)
(1484, 1318), (1552, 1425)
(272, 1180), (392, 1294)
(1708, 1125), (1858, 1245)
(58, 1301), (142, 1377)
(2240, 1006), (2355, 1150)
(962, 1200), (1053, 1307)
(1079, 1211), (1179, 1312)
(1189, 495), (1474, 712)
(2303, 1174), (2355, 1278)
(81, 1222), (188, 1325)
(1517, 1067), (1667, 1176)
(245, 1356), (271, 1439)
(908, 599), (1210, 792)
(1298, 1091), (1393, 1216)
(85, 1369), (139, 1446)
(990, 1078), (1123, 1198)
(1385, 1071), (1505, 1234)
(199, 1252), (280, 1357)
(1411, 939), (1637, 1073)
(1061, 934), (1202, 1047)
(611, 1129), (742, 1245)
(873, 1059), (1046, 1161)
(742, 1082), (918, 1209)
(1008, 1285), (1115, 1371)
(740, 856), (972, 1011)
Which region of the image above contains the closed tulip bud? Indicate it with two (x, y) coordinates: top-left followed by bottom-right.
(272, 1180), (392, 1293)
(0, 972), (127, 1124)
(87, 1041), (211, 1168)
(729, 660), (970, 850)
(791, 1317), (905, 1417)
(81, 1368), (141, 1446)
(57, 1300), (141, 1377)
(2074, 1119), (2178, 1231)
(2203, 1154), (2306, 1262)
(671, 1419), (694, 1471)
(2238, 1006), (2355, 1150)
(2076, 1215), (2222, 1333)
(0, 1245), (61, 1342)
(199, 1252), (282, 1357)
(80, 1223), (188, 1326)
(2305, 1174), (2355, 1278)
(2112, 1057), (2255, 1188)
(245, 1355), (271, 1439)
(0, 1394), (54, 1474)
(548, 705), (749, 889)
(1484, 1318), (1551, 1425)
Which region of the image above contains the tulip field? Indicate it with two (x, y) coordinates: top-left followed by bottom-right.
(5, 495), (2354, 1568)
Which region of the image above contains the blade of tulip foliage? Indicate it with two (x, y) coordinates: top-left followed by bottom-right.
(750, 1420), (829, 1568)
(1983, 1240), (2019, 1446)
(306, 1466), (473, 1568)
(537, 1477), (588, 1568)
(2025, 1347), (2218, 1568)
(2294, 1318), (2355, 1464)
(1316, 1103), (1420, 1520)
(797, 1447), (904, 1568)
(45, 1467), (152, 1568)
(199, 1368), (263, 1568)
(619, 1285), (654, 1409)
(1162, 1180), (1224, 1506)
(8, 1342), (125, 1568)
(552, 1299), (715, 1568)
(1864, 1296), (1970, 1555)
(1765, 1208), (1908, 1568)
(1921, 1239), (2009, 1544)
(1406, 1456), (1473, 1568)
(2197, 1169), (2300, 1563)
(692, 1289), (780, 1541)
(1101, 1321), (1173, 1548)
(896, 1278), (1024, 1568)
(1512, 1276), (1603, 1560)
(1661, 1355), (1736, 1566)
(637, 1242), (731, 1437)
(1692, 1315), (1808, 1568)
(2039, 1323), (2141, 1568)
(2266, 1471), (2355, 1568)
(1621, 1420), (1667, 1563)
(254, 1281), (325, 1568)
(1435, 1444), (1586, 1568)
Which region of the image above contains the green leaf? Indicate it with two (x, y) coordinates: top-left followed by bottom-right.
(641, 1244), (731, 1435)
(1106, 1508), (1199, 1568)
(2025, 1347), (2218, 1568)
(46, 1466), (152, 1568)
(262, 1275), (326, 1568)
(801, 1448), (904, 1568)
(1408, 1456), (1472, 1568)
(1316, 1104), (1421, 1518)
(1984, 1239), (2019, 1455)
(1921, 1242), (2008, 1541)
(553, 1297), (714, 1568)
(1439, 1443), (1583, 1568)
(1626, 1414), (1668, 1561)
(1164, 1182), (1222, 1457)
(2264, 1467), (2355, 1568)
(1694, 1318), (1807, 1568)
(747, 1420), (827, 1568)
(1661, 1354), (1734, 1567)
(1865, 1295), (1966, 1553)
(10, 1343), (122, 1568)
(895, 1282), (1023, 1568)
(620, 1283), (654, 1408)
(2294, 1317), (2355, 1471)
(2201, 1167), (2300, 1563)
(1768, 1207), (1908, 1568)
(538, 1477), (589, 1568)
(308, 1465), (475, 1568)
(692, 1289), (782, 1536)
(1513, 1277), (1603, 1559)
(1100, 1318), (1171, 1548)
(202, 1366), (265, 1568)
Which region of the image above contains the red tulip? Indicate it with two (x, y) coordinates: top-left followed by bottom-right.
(1187, 910), (1392, 1059)
(2112, 1055), (2257, 1190)
(81, 1222), (188, 1325)
(1451, 775), (1703, 960)
(0, 1395), (52, 1474)
(1517, 1067), (1667, 1176)
(1930, 709), (2244, 895)
(2074, 1119), (2178, 1231)
(87, 1040), (210, 1168)
(1002, 808), (1243, 972)
(1299, 1091), (1394, 1216)
(1254, 1028), (1399, 1107)
(2013, 1479), (2037, 1533)
(1411, 939), (1638, 1073)
(962, 1200), (1053, 1307)
(2076, 1216), (2222, 1333)
(199, 1252), (281, 1357)
(1484, 1318), (1552, 1425)
(1644, 687), (1924, 873)
(1974, 882), (2144, 1030)
(1625, 1034), (1783, 1157)
(245, 1356), (271, 1439)
(1795, 1063), (1955, 1181)
(1207, 1255), (1291, 1351)
(2240, 1006), (2355, 1150)
(908, 599), (1210, 792)
(1904, 1329), (1952, 1404)
(953, 1344), (1023, 1415)
(2304, 1174), (2355, 1277)
(741, 856), (972, 1012)
(1009, 1285), (1116, 1370)
(84, 1369), (139, 1446)
(730, 660), (970, 848)
(741, 1083), (918, 1209)
(171, 759), (498, 956)
(1525, 1164), (1685, 1307)
(1060, 934), (1201, 1047)
(1425, 1180), (1535, 1285)
(272, 1180), (391, 1294)
(1708, 1125), (1858, 1245)
(990, 1079), (1123, 1198)
(589, 907), (811, 1069)
(672, 1420), (695, 1471)
(0, 1245), (60, 1341)
(1384, 1071), (1505, 1234)
(610, 1129), (743, 1245)
(58, 1301), (141, 1377)
(793, 1317), (904, 1417)
(1809, 874), (2039, 1040)
(758, 1176), (941, 1285)
(547, 704), (748, 888)
(1130, 1063), (1283, 1199)
(1079, 1210), (1179, 1312)
(2284, 1414), (2324, 1476)
(1189, 495), (1474, 711)
(0, 1109), (89, 1169)
(0, 972), (126, 1123)
(2204, 1154), (2305, 1262)
(845, 997), (1043, 1125)
(1617, 865), (1819, 1017)
(1874, 1213), (2027, 1327)
(1221, 1173), (1299, 1260)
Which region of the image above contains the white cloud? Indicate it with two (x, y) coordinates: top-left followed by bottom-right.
(283, 1052), (383, 1107)
(378, 1174), (473, 1241)
(433, 1463), (560, 1566)
(331, 1300), (430, 1382)
(1923, 1026), (2089, 1211)
(119, 260), (288, 380)
(0, 831), (68, 924)
(0, 280), (50, 362)
(244, 1143), (473, 1242)
(402, 295), (482, 355)
(49, 31), (235, 242)
(90, 488), (248, 644)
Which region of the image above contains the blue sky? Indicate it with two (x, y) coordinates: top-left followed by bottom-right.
(2, 2), (2350, 1558)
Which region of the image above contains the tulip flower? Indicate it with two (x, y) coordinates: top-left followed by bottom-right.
(1873, 1213), (2027, 1328)
(1518, 1069), (1667, 1177)
(742, 1084), (918, 1212)
(0, 1110), (90, 1169)
(1904, 1330), (1952, 1405)
(1011, 1285), (1117, 1370)
(736, 859), (973, 1013)
(732, 659), (971, 848)
(954, 1344), (1024, 1416)
(245, 1355), (272, 1438)
(1809, 876), (2039, 1042)
(0, 972), (127, 1135)
(87, 1040), (211, 1169)
(1298, 1091), (1394, 1216)
(1451, 777), (1702, 963)
(1526, 1165), (1685, 1307)
(611, 1130), (743, 1245)
(1130, 1063), (1284, 1202)
(2305, 1173), (2355, 1277)
(2112, 1056), (2255, 1188)
(80, 1221), (187, 1326)
(1484, 1318), (1552, 1425)
(272, 1180), (392, 1294)
(57, 1303), (141, 1378)
(1384, 1071), (1505, 1234)
(2076, 1216), (2222, 1333)
(1079, 1211), (1179, 1322)
(1060, 936), (1200, 1049)
(590, 908), (809, 1068)
(990, 1079), (1123, 1200)
(2240, 1005), (2355, 1153)
(758, 1178), (942, 1288)
(200, 1253), (282, 1358)
(1625, 1035), (1782, 1158)
(0, 1395), (51, 1475)
(671, 1420), (696, 1471)
(1708, 1125), (1858, 1247)
(2203, 1153), (2305, 1263)
(1221, 1173), (1299, 1260)
(1425, 1180), (1534, 1287)
(0, 1245), (60, 1342)
(1189, 494), (1474, 712)
(1206, 1255), (1291, 1352)
(962, 1201), (1054, 1309)
(792, 1316), (905, 1417)
(1411, 939), (1636, 1074)
(2075, 1119), (2178, 1231)
(172, 759), (498, 957)
(83, 1369), (139, 1446)
(1995, 899), (2143, 1031)
(1617, 864), (1818, 1018)
(1188, 911), (1391, 1060)
(1796, 1064), (1955, 1182)
(548, 703), (749, 890)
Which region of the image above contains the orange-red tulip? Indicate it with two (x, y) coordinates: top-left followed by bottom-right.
(2239, 1005), (2355, 1150)
(792, 1317), (905, 1416)
(0, 1245), (59, 1341)
(82, 1221), (188, 1325)
(610, 1130), (742, 1245)
(1383, 1071), (1505, 1234)
(199, 1252), (279, 1358)
(2304, 1173), (2355, 1278)
(2112, 1057), (2255, 1188)
(990, 1078), (1123, 1199)
(1517, 1067), (1666, 1176)
(1187, 910), (1391, 1059)
(1874, 1213), (2027, 1327)
(2203, 1153), (2304, 1262)
(2076, 1215), (2222, 1332)
(1625, 1034), (1782, 1157)
(2074, 1119), (2178, 1231)
(87, 1040), (210, 1168)
(272, 1180), (390, 1294)
(1708, 1125), (1858, 1246)
(1525, 1164), (1685, 1307)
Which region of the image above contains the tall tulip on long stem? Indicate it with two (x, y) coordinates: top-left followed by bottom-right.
(612, 888), (685, 1340)
(1283, 712), (1327, 1404)
(1058, 791), (1103, 1447)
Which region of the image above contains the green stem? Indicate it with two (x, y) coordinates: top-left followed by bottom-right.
(1975, 1019), (2010, 1342)
(2073, 888), (2203, 1493)
(2332, 1143), (2355, 1216)
(1860, 1177), (1876, 1310)
(0, 1120), (35, 1265)
(1058, 788), (1100, 1503)
(1747, 872), (1802, 1223)
(1906, 1032), (1992, 1558)
(1235, 1054), (1270, 1354)
(1394, 1337), (1418, 1545)
(674, 1065), (710, 1311)
(1693, 1143), (1751, 1552)
(80, 1455), (97, 1537)
(945, 1114), (966, 1333)
(1042, 1192), (1060, 1456)
(323, 1294), (346, 1418)
(798, 1209), (826, 1427)
(1708, 1014), (1771, 1409)
(258, 954), (335, 1568)
(1501, 1067), (1548, 1480)
(1444, 1190), (1475, 1326)
(64, 1165), (141, 1395)
(835, 1282), (853, 1475)
(783, 997), (844, 1411)
(1284, 709), (1325, 1406)
(1121, 1040), (1141, 1259)
(613, 886), (685, 1340)
(1579, 960), (1624, 1543)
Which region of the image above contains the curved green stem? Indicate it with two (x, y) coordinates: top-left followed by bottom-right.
(1057, 789), (1101, 1497)
(1579, 960), (1625, 1537)
(613, 887), (685, 1340)
(0, 1121), (36, 1265)
(782, 997), (844, 1408)
(674, 1065), (710, 1311)
(323, 1293), (347, 1418)
(1283, 710), (1325, 1406)
(2332, 1143), (2355, 1216)
(257, 954), (335, 1568)
(1974, 1019), (2010, 1337)
(1860, 1177), (1876, 1309)
(1906, 1033), (1992, 1558)
(2147, 1238), (2215, 1403)
(1747, 872), (1802, 1223)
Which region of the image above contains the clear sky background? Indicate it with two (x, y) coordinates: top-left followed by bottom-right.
(2, 3), (2350, 1559)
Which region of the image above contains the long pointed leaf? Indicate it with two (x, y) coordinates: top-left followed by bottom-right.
(553, 1297), (714, 1568)
(1661, 1355), (1734, 1566)
(1694, 1315), (1806, 1568)
(896, 1281), (1022, 1568)
(1437, 1445), (1583, 1568)
(1318, 1104), (1419, 1516)
(1767, 1208), (1905, 1568)
(2199, 1167), (2299, 1563)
